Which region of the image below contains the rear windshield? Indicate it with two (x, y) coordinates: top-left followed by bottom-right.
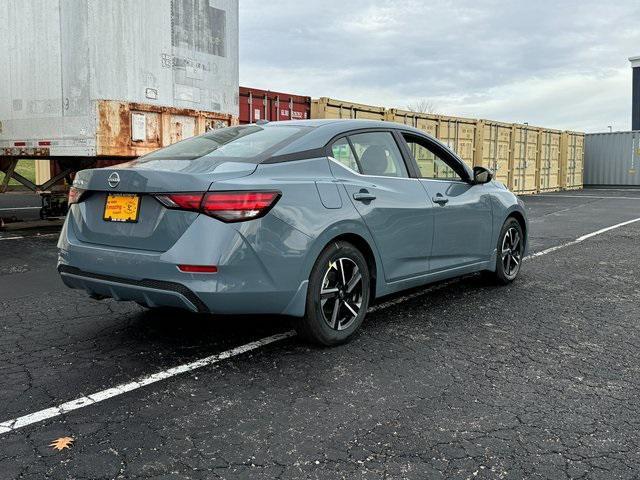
(134, 125), (308, 164)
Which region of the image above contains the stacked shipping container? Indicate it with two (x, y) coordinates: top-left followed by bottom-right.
(312, 97), (584, 194)
(311, 98), (385, 121)
(562, 132), (585, 190)
(24, 91), (583, 195)
(239, 87), (310, 124)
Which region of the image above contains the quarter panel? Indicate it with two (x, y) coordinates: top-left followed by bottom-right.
(209, 157), (382, 290)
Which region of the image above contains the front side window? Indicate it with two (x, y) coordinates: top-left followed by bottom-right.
(402, 134), (463, 181)
(348, 132), (408, 178)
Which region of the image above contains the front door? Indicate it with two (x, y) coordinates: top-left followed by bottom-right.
(399, 132), (493, 272)
(329, 131), (434, 282)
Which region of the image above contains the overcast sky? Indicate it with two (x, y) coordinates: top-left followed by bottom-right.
(239, 0), (639, 133)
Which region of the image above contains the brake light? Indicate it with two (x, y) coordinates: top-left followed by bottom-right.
(68, 186), (86, 205)
(155, 191), (280, 222)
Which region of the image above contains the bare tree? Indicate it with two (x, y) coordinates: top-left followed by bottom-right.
(406, 99), (437, 114)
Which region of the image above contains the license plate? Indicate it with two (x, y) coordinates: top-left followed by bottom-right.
(103, 194), (140, 223)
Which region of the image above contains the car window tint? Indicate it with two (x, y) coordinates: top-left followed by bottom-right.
(402, 134), (462, 181)
(331, 137), (360, 172)
(348, 132), (408, 178)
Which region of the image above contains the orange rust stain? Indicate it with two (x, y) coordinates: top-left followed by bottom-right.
(96, 99), (236, 158)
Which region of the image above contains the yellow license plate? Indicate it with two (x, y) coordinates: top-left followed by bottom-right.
(103, 194), (141, 223)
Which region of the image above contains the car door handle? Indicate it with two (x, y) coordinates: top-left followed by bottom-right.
(432, 196), (449, 205)
(353, 192), (376, 202)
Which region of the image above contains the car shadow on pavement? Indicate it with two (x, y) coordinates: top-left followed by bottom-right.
(124, 306), (293, 354)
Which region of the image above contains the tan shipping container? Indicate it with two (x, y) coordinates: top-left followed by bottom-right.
(433, 115), (477, 170)
(561, 132), (585, 190)
(35, 160), (52, 185)
(538, 129), (562, 192)
(475, 120), (513, 187)
(385, 109), (439, 137)
(510, 125), (539, 194)
(314, 97), (584, 194)
(384, 109), (439, 177)
(311, 98), (385, 121)
(384, 109), (476, 170)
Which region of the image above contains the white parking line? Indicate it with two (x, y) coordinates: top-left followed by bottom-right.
(534, 194), (640, 200)
(584, 188), (640, 192)
(0, 233), (59, 241)
(0, 331), (295, 435)
(0, 206), (41, 211)
(525, 217), (640, 260)
(1, 216), (639, 436)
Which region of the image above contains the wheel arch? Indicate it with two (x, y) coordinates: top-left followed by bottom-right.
(506, 210), (528, 251)
(328, 233), (378, 300)
(305, 224), (383, 301)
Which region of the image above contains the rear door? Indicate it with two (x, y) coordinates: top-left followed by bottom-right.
(328, 130), (434, 282)
(399, 132), (493, 272)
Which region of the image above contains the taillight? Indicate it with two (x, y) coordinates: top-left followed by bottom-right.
(155, 193), (204, 211)
(68, 187), (86, 205)
(154, 191), (280, 222)
(201, 191), (281, 222)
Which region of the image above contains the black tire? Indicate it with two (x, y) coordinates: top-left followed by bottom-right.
(296, 241), (371, 346)
(490, 217), (524, 285)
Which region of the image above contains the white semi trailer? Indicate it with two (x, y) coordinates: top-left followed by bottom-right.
(0, 0), (239, 218)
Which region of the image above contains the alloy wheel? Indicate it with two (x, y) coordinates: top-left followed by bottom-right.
(320, 257), (364, 331)
(501, 227), (522, 278)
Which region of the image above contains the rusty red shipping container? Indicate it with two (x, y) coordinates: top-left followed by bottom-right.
(239, 86), (311, 124)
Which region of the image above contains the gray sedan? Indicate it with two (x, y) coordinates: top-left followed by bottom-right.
(58, 119), (528, 345)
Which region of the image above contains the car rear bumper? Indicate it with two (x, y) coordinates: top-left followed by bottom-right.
(57, 214), (311, 316)
(58, 265), (208, 313)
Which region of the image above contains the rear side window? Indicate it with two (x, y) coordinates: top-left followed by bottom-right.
(331, 137), (359, 171)
(135, 125), (306, 163)
(331, 131), (408, 178)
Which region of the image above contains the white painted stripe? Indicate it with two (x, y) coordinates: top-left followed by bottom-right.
(1, 216), (639, 436)
(526, 217), (640, 260)
(584, 188), (640, 192)
(0, 206), (41, 211)
(0, 233), (58, 241)
(534, 194), (640, 200)
(0, 331), (295, 435)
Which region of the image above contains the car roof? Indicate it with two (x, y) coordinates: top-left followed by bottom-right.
(267, 119), (448, 157)
(262, 119), (473, 179)
(268, 118), (409, 130)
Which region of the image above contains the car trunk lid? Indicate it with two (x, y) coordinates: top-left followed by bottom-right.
(69, 160), (257, 252)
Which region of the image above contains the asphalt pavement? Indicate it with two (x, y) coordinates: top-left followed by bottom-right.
(1, 188), (640, 479)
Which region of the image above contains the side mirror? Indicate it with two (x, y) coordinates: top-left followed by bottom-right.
(472, 166), (493, 184)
